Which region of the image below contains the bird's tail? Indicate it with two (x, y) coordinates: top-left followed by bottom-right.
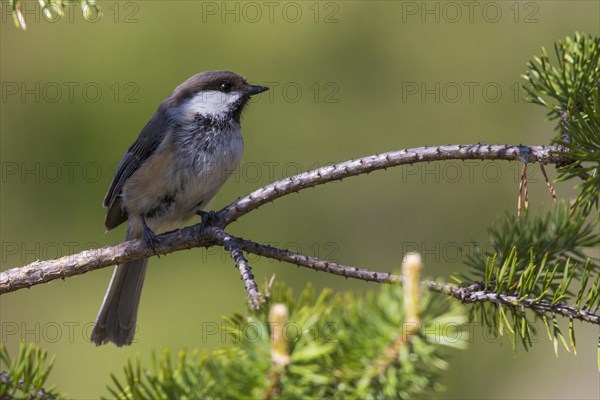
(91, 229), (147, 346)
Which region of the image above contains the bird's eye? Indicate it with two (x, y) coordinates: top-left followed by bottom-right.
(219, 82), (232, 93)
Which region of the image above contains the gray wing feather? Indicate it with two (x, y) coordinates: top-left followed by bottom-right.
(103, 106), (167, 230)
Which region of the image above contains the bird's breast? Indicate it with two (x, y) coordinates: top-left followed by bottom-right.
(120, 123), (244, 233)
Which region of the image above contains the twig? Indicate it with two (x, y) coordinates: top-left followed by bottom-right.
(206, 227), (262, 310)
(425, 281), (600, 325)
(0, 224), (218, 294)
(217, 144), (567, 225)
(1, 224), (598, 325)
(235, 237), (400, 284)
(232, 235), (600, 325)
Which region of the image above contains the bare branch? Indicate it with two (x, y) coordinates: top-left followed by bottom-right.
(235, 236), (400, 284)
(0, 225), (217, 294)
(231, 234), (600, 325)
(3, 143), (591, 325)
(217, 144), (567, 224)
(207, 226), (262, 310)
(9, 144), (554, 292)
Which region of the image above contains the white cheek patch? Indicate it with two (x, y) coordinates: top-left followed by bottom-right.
(178, 90), (242, 119)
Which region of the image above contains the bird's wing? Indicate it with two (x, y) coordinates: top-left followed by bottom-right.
(103, 109), (165, 230)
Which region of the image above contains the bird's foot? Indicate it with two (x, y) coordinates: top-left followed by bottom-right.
(197, 210), (219, 225)
(141, 216), (160, 256)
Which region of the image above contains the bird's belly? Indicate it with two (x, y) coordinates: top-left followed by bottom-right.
(120, 132), (242, 233)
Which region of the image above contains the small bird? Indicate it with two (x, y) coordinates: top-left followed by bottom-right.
(91, 71), (268, 346)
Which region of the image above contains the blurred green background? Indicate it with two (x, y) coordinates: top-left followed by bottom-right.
(1, 1), (598, 398)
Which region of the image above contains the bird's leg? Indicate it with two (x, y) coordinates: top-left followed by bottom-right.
(141, 215), (160, 255)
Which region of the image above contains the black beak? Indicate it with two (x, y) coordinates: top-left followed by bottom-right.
(246, 85), (269, 96)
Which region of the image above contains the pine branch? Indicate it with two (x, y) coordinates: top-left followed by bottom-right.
(523, 32), (599, 121)
(108, 281), (467, 399)
(217, 144), (568, 225)
(235, 235), (600, 325)
(436, 282), (600, 325)
(1, 145), (595, 325)
(0, 144), (568, 295)
(0, 343), (60, 399)
(523, 32), (600, 212)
